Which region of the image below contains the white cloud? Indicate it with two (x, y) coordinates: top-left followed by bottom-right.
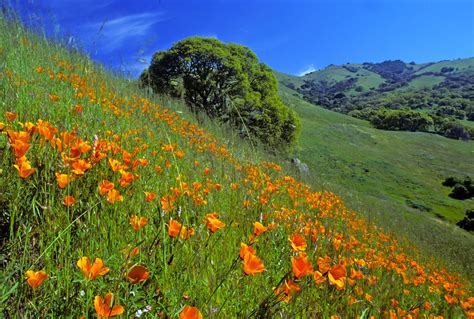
(298, 64), (316, 76)
(83, 12), (166, 53)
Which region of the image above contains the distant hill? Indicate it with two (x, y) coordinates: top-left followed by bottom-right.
(277, 58), (474, 139)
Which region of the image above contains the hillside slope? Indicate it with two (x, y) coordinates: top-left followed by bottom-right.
(277, 58), (474, 140)
(278, 84), (474, 271)
(1, 15), (473, 318)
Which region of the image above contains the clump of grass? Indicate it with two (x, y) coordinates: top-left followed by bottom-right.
(1, 12), (473, 319)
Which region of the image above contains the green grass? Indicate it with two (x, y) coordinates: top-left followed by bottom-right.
(1, 12), (474, 319)
(400, 75), (445, 90)
(414, 57), (474, 74)
(279, 84), (474, 273)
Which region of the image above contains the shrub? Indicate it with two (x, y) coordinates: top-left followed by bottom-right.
(457, 210), (474, 232)
(140, 37), (300, 151)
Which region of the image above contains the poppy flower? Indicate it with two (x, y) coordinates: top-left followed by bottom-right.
(107, 189), (123, 204)
(328, 264), (347, 289)
(239, 243), (256, 260)
(26, 270), (47, 288)
(118, 170), (138, 188)
(274, 279), (300, 302)
(313, 271), (327, 285)
(317, 256), (332, 273)
(14, 156), (35, 178)
(71, 159), (91, 175)
(129, 246), (140, 257)
(49, 94), (60, 102)
(10, 139), (30, 158)
(180, 305), (202, 319)
(126, 264), (149, 283)
(99, 180), (115, 195)
(77, 257), (109, 280)
(108, 158), (125, 172)
(56, 173), (73, 189)
(205, 213), (225, 233)
(63, 195), (76, 206)
(144, 191), (156, 202)
(243, 253), (265, 275)
(130, 215), (148, 231)
(168, 219), (182, 238)
(253, 222), (267, 236)
(288, 234), (307, 252)
(94, 293), (124, 318)
(180, 226), (195, 240)
(291, 254), (313, 278)
(160, 195), (176, 213)
(6, 111), (17, 121)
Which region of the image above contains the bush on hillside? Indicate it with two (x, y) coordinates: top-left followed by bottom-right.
(442, 176), (473, 200)
(369, 109), (433, 132)
(457, 210), (474, 232)
(140, 37), (300, 151)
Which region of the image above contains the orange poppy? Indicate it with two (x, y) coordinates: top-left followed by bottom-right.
(168, 219), (182, 238)
(317, 256), (332, 273)
(94, 293), (124, 318)
(291, 254), (313, 278)
(180, 305), (203, 319)
(239, 243), (256, 260)
(10, 139), (30, 158)
(14, 156), (35, 178)
(274, 279), (300, 302)
(313, 271), (327, 285)
(205, 213), (225, 233)
(6, 111), (17, 121)
(108, 158), (125, 172)
(7, 130), (30, 143)
(328, 264), (347, 289)
(118, 170), (137, 188)
(243, 253), (265, 275)
(144, 191), (156, 202)
(126, 264), (149, 283)
(130, 246), (140, 257)
(99, 180), (115, 195)
(180, 226), (195, 240)
(63, 195), (76, 206)
(49, 94), (60, 102)
(77, 257), (109, 280)
(160, 195), (176, 213)
(71, 159), (91, 175)
(26, 270), (47, 288)
(253, 222), (268, 236)
(130, 215), (148, 231)
(107, 189), (123, 204)
(56, 173), (73, 189)
(288, 234), (307, 252)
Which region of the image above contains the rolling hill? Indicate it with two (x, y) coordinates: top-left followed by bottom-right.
(278, 57), (474, 97)
(276, 82), (474, 273)
(277, 58), (474, 141)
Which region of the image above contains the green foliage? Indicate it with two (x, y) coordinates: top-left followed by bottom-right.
(457, 210), (474, 232)
(141, 37), (300, 151)
(442, 176), (473, 200)
(369, 108), (433, 132)
(277, 58), (474, 140)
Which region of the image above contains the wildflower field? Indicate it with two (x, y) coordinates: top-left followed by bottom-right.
(1, 14), (473, 319)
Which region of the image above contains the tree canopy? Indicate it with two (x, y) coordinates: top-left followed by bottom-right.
(140, 37), (300, 151)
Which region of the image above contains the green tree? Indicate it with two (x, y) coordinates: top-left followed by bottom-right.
(140, 37), (300, 151)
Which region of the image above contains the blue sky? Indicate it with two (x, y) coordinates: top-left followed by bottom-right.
(14, 0), (474, 77)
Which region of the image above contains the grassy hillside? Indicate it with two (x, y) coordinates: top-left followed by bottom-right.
(1, 14), (474, 318)
(278, 84), (474, 270)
